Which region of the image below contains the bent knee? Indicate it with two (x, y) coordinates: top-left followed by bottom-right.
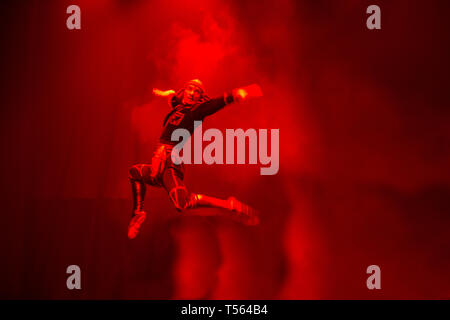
(129, 165), (141, 180)
(169, 187), (193, 212)
(129, 164), (152, 181)
(173, 196), (189, 212)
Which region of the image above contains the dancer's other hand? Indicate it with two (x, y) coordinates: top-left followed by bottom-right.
(152, 88), (175, 97)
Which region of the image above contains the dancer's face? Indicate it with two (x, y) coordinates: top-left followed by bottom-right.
(182, 84), (202, 105)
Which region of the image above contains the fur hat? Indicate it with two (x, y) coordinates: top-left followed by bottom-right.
(185, 79), (205, 93)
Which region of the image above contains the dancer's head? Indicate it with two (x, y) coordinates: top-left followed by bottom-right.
(181, 79), (205, 105)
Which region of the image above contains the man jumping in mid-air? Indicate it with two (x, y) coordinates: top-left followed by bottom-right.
(127, 79), (263, 239)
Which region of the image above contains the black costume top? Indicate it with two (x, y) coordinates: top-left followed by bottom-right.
(159, 93), (234, 146)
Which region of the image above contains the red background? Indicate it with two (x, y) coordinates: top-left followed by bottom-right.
(0, 0), (449, 299)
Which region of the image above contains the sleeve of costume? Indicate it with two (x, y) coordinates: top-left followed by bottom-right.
(191, 92), (235, 119)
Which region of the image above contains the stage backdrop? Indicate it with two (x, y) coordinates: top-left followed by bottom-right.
(0, 0), (449, 299)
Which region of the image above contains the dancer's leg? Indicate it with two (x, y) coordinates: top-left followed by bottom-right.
(127, 164), (152, 239)
(130, 178), (146, 214)
(162, 168), (259, 225)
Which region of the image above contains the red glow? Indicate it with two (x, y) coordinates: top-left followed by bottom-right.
(1, 0), (449, 299)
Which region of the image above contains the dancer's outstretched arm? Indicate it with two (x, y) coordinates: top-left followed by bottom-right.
(192, 83), (263, 119)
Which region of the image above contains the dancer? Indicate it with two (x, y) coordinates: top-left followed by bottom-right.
(128, 79), (262, 239)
